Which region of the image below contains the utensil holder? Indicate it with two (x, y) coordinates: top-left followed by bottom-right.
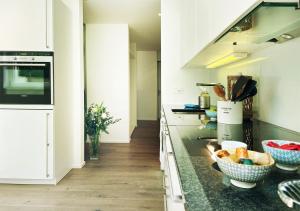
(228, 75), (253, 119)
(217, 101), (243, 124)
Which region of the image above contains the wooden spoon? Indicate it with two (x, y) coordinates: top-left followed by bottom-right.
(213, 84), (226, 101)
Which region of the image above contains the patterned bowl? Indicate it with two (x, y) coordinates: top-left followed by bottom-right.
(215, 149), (274, 188)
(205, 110), (217, 120)
(262, 140), (300, 171)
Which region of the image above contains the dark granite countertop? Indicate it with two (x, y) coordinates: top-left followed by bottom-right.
(163, 105), (300, 211)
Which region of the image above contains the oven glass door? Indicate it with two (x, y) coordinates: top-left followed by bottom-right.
(0, 62), (52, 104)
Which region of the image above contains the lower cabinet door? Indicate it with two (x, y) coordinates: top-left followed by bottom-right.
(164, 154), (185, 211)
(0, 110), (53, 180)
(165, 194), (185, 211)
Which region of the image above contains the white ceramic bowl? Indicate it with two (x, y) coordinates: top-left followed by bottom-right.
(221, 141), (247, 150)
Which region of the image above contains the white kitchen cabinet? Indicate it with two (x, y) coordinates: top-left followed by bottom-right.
(0, 0), (53, 51)
(195, 0), (212, 52)
(181, 0), (213, 66)
(160, 113), (166, 170)
(210, 0), (260, 40)
(180, 0), (198, 65)
(163, 145), (185, 211)
(180, 0), (260, 66)
(160, 116), (185, 211)
(0, 110), (53, 180)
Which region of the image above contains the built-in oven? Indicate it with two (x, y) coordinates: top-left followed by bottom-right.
(0, 52), (53, 105)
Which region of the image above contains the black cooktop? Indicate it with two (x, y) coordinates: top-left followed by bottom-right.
(172, 121), (300, 210)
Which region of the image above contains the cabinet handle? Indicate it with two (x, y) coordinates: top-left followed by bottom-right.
(163, 194), (168, 211)
(163, 175), (167, 189)
(165, 135), (173, 154)
(46, 113), (50, 177)
(167, 154), (184, 202)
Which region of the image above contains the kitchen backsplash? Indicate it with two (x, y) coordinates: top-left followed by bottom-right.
(210, 37), (300, 133)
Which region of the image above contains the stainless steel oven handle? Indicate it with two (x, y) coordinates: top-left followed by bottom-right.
(0, 63), (46, 67)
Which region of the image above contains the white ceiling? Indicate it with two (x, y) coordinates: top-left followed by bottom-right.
(83, 0), (161, 51)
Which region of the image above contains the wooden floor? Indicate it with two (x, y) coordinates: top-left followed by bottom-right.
(0, 121), (163, 211)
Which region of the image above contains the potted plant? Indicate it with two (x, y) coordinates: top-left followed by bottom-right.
(85, 103), (120, 160)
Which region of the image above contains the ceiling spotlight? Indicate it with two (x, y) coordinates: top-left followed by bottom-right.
(281, 34), (294, 40)
(158, 13), (161, 17)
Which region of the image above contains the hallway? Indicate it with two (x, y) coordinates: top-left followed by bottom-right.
(0, 122), (163, 211)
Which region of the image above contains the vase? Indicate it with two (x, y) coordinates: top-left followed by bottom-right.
(89, 134), (100, 160)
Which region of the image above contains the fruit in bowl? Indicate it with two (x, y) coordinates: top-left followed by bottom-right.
(262, 140), (300, 171)
(214, 148), (274, 188)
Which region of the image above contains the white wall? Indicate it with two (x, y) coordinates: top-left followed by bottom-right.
(86, 24), (131, 143)
(210, 37), (300, 133)
(130, 43), (137, 134)
(161, 0), (210, 105)
(137, 51), (158, 120)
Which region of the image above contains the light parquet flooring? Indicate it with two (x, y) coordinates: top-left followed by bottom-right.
(0, 121), (163, 211)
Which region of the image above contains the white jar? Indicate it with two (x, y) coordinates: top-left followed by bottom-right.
(221, 141), (247, 150)
(217, 101), (243, 124)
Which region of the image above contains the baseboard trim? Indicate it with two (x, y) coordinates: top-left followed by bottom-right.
(100, 139), (130, 143)
(54, 168), (72, 185)
(0, 178), (56, 185)
(72, 161), (86, 168)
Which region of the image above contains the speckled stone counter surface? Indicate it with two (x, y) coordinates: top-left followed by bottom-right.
(163, 105), (300, 211)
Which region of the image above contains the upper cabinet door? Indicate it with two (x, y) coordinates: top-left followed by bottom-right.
(180, 0), (260, 67)
(195, 0), (212, 54)
(210, 0), (261, 41)
(0, 0), (52, 51)
(180, 0), (198, 65)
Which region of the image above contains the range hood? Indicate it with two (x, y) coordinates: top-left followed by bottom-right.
(220, 2), (300, 45)
(188, 2), (300, 68)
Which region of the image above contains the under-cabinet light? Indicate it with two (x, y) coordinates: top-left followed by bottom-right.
(224, 57), (267, 69)
(206, 52), (248, 69)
